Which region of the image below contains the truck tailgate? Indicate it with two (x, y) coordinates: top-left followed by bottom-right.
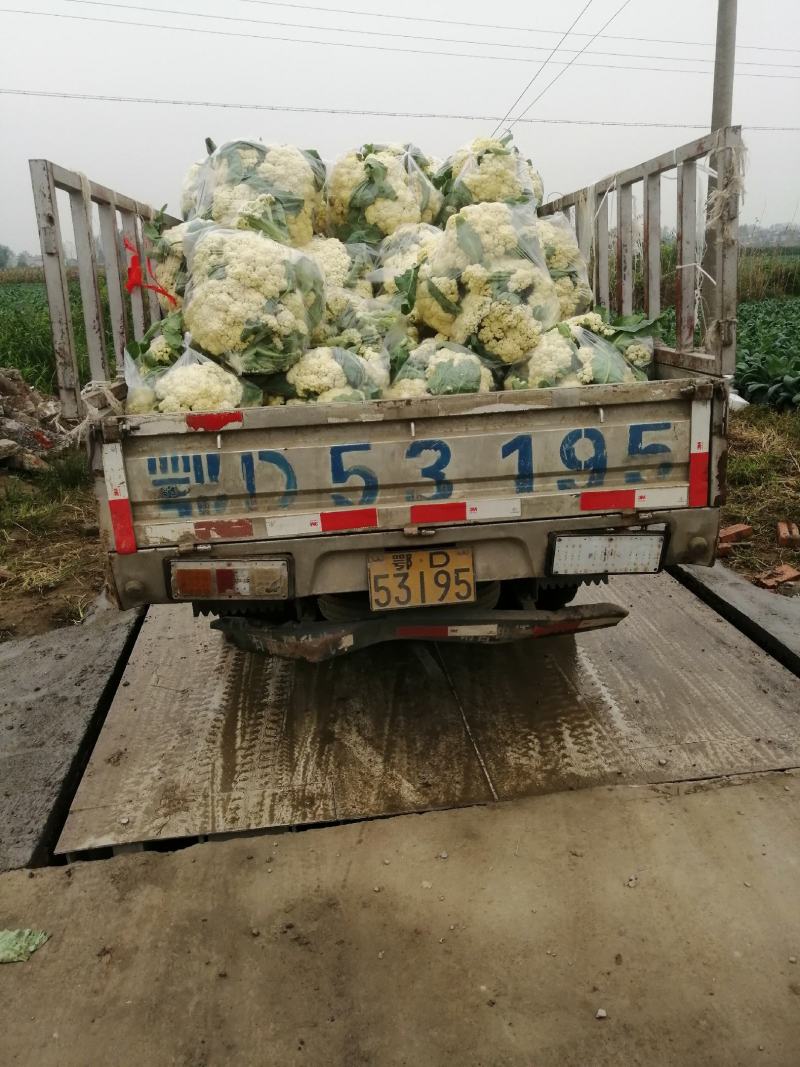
(104, 381), (713, 553)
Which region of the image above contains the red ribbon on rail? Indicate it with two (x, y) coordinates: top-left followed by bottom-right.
(123, 236), (177, 306)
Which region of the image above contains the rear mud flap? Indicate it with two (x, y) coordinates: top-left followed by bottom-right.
(211, 603), (628, 662)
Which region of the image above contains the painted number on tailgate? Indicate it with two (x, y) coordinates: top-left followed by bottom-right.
(145, 422), (674, 513)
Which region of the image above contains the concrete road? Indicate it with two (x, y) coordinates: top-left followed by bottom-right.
(2, 773), (799, 1066)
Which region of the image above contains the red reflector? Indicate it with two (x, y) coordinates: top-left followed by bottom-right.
(215, 568), (236, 595)
(579, 489), (636, 512)
(409, 501), (467, 524)
(194, 518), (254, 541)
(108, 497), (137, 554)
(688, 451), (710, 507)
(530, 621), (581, 638)
(395, 625), (449, 639)
(320, 507), (378, 533)
(185, 411), (244, 432)
(175, 568), (213, 596)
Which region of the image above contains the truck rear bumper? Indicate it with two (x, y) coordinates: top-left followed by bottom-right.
(109, 507), (721, 609)
(211, 603), (628, 662)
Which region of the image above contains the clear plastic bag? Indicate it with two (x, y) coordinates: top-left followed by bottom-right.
(285, 346), (383, 400)
(192, 139), (326, 247)
(534, 212), (593, 318)
(564, 311), (660, 380)
(326, 143), (442, 244)
(415, 201), (561, 365)
(434, 133), (543, 224)
(126, 309), (185, 374)
(182, 226), (324, 373)
(368, 223), (440, 299)
(387, 339), (493, 398)
(125, 347), (261, 414)
(570, 327), (646, 385)
(303, 236), (376, 338)
(504, 325), (644, 390)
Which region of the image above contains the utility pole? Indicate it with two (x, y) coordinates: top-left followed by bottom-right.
(701, 0), (738, 348)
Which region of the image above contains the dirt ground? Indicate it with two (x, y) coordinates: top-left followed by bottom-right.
(1, 773), (799, 1067)
(0, 466), (105, 641)
(722, 407), (800, 581)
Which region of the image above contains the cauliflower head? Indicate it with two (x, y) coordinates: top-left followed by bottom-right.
(286, 346), (380, 399)
(535, 214), (593, 318)
(183, 228), (324, 372)
(196, 140), (325, 248)
(504, 328), (577, 390)
(326, 143), (442, 243)
(371, 223), (440, 296)
(415, 203), (560, 364)
(154, 360), (244, 413)
(394, 339), (492, 396)
(435, 134), (543, 222)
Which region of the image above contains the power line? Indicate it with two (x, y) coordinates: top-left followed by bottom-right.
(3, 87), (799, 131)
(511, 0), (633, 128)
(4, 9), (800, 79)
(237, 0), (800, 55)
(491, 1), (595, 138)
(62, 0), (800, 69)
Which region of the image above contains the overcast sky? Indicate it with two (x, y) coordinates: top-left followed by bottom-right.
(2, 0), (799, 253)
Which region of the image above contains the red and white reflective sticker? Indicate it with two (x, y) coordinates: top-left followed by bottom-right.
(103, 443), (137, 555)
(688, 399), (711, 507)
(265, 506), (378, 539)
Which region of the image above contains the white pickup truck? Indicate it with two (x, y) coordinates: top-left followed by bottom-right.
(30, 128), (741, 660)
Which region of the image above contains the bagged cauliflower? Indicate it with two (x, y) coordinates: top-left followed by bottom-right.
(434, 133), (543, 224)
(505, 325), (644, 390)
(126, 309), (185, 373)
(286, 346), (382, 401)
(415, 202), (560, 365)
(146, 218), (213, 312)
(368, 223), (440, 299)
(387, 339), (493, 398)
(182, 227), (324, 375)
(192, 139), (326, 247)
(504, 327), (579, 390)
(568, 326), (645, 385)
(565, 310), (661, 379)
(179, 138), (216, 220)
(125, 348), (262, 414)
(326, 143), (442, 244)
(534, 213), (593, 319)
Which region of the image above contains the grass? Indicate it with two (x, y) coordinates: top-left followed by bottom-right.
(0, 268), (116, 393)
(0, 450), (105, 638)
(722, 406), (800, 577)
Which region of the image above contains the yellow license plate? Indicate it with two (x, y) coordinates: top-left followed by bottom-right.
(367, 547), (476, 612)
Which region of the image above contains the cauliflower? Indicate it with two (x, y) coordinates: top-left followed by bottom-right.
(194, 140), (325, 247)
(535, 214), (593, 318)
(286, 346), (381, 400)
(434, 134), (543, 223)
(126, 385), (157, 415)
(326, 143), (442, 243)
(622, 341), (652, 368)
(415, 202), (560, 364)
(564, 311), (616, 339)
(383, 377), (431, 400)
(150, 222), (189, 311)
(154, 359), (245, 413)
(180, 160), (204, 220)
(504, 328), (577, 390)
(303, 236), (374, 294)
(370, 223), (440, 297)
(571, 327), (642, 385)
(183, 227), (324, 374)
(393, 339), (493, 396)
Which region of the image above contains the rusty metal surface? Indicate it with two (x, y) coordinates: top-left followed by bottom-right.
(57, 573), (800, 854)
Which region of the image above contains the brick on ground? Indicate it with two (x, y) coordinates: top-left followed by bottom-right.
(776, 521), (800, 549)
(718, 523), (754, 544)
